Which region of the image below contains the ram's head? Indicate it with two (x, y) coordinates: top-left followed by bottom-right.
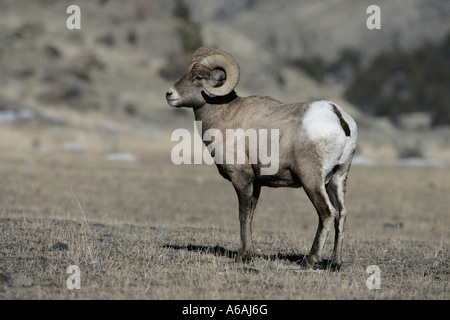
(166, 47), (240, 108)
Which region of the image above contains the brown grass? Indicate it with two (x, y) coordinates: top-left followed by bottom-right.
(0, 127), (448, 300)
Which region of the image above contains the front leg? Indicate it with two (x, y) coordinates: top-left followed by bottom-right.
(234, 182), (261, 263)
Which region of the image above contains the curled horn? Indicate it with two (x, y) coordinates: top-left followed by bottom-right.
(199, 51), (240, 96)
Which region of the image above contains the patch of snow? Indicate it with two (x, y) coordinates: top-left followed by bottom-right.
(105, 152), (137, 162)
(389, 157), (445, 167)
(97, 120), (121, 133)
(63, 142), (86, 151)
(352, 155), (448, 167)
(138, 128), (162, 139)
(352, 155), (376, 166)
(0, 109), (34, 123)
(35, 146), (52, 153)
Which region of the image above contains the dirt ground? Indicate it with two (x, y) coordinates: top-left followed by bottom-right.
(0, 125), (448, 300)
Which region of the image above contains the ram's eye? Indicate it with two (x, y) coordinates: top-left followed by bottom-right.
(194, 76), (203, 81)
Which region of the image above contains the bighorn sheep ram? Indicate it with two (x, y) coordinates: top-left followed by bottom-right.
(166, 47), (357, 269)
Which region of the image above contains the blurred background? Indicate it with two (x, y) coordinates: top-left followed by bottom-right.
(0, 0), (449, 165)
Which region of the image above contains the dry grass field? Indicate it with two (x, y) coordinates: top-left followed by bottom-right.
(0, 126), (448, 300)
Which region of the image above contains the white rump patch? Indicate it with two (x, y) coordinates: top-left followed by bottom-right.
(302, 100), (347, 178)
(302, 100), (344, 140)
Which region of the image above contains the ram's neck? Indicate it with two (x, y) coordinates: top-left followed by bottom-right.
(193, 91), (239, 133)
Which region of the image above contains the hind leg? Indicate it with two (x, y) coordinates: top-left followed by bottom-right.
(328, 173), (348, 270)
(302, 176), (338, 268)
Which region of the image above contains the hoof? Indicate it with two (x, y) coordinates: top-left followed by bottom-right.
(328, 259), (342, 271)
(301, 256), (323, 269)
(236, 249), (254, 263)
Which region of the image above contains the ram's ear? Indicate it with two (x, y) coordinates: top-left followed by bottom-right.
(208, 69), (226, 87)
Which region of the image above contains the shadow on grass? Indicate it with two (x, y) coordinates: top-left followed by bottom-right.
(163, 244), (238, 259)
(162, 244), (334, 270)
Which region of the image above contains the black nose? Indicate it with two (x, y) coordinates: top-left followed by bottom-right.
(166, 90), (173, 98)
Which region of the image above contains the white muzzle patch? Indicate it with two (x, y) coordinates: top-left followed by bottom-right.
(166, 87), (180, 107)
